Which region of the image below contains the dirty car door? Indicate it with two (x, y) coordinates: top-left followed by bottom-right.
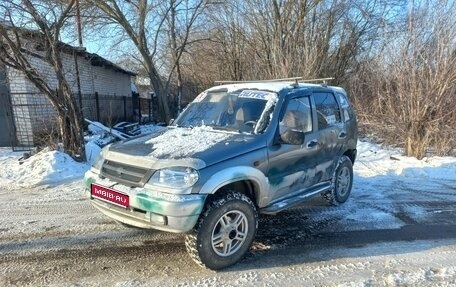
(267, 93), (322, 202)
(311, 91), (344, 182)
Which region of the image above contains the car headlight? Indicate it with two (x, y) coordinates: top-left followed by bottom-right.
(91, 144), (111, 173)
(91, 154), (104, 173)
(149, 167), (199, 189)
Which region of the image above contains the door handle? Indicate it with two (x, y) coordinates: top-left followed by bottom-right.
(338, 131), (347, 139)
(306, 139), (319, 148)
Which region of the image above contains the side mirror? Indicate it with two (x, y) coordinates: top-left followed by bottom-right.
(280, 128), (304, 145)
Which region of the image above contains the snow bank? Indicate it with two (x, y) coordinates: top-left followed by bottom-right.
(355, 140), (456, 181)
(0, 123), (170, 190)
(0, 147), (90, 190)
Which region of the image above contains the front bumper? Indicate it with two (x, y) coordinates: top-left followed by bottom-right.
(84, 170), (206, 233)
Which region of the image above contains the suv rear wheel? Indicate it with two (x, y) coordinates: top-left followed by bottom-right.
(324, 155), (353, 204)
(185, 191), (258, 270)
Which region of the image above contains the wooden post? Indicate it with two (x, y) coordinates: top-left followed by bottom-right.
(123, 96), (127, 121)
(148, 99), (152, 123)
(138, 97), (142, 124)
(95, 92), (100, 122)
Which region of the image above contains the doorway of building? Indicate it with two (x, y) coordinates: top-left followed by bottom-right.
(0, 67), (14, 147)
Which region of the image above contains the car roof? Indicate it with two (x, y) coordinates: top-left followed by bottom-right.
(206, 82), (345, 95)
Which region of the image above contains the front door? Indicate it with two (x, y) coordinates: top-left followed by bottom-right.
(267, 93), (322, 203)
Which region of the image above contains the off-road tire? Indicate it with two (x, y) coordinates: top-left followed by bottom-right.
(185, 191), (258, 270)
(323, 155), (353, 205)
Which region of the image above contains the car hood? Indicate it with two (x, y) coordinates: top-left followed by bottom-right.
(104, 126), (265, 170)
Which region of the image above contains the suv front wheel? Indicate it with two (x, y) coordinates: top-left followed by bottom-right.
(185, 191), (258, 270)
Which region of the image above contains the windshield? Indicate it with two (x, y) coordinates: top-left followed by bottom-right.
(174, 89), (278, 134)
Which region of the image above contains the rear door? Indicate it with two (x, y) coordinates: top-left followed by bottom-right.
(311, 91), (344, 181)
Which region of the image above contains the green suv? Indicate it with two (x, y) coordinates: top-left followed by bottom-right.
(84, 78), (357, 270)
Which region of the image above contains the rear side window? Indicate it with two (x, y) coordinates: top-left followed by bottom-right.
(337, 92), (351, 122)
(313, 92), (341, 129)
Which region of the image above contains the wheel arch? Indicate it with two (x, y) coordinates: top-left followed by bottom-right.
(343, 148), (357, 164)
(198, 166), (268, 208)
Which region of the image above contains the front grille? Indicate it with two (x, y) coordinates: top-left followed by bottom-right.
(101, 160), (154, 187)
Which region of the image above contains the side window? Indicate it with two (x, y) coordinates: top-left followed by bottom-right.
(337, 92), (351, 122)
(313, 92), (341, 129)
(280, 97), (312, 133)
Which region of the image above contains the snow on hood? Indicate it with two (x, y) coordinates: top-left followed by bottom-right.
(145, 126), (234, 159)
(107, 126), (259, 169)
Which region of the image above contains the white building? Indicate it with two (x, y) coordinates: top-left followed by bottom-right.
(0, 35), (136, 149)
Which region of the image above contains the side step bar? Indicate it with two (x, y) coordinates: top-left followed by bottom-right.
(260, 183), (332, 215)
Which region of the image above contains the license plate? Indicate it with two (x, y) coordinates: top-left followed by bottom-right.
(91, 184), (129, 208)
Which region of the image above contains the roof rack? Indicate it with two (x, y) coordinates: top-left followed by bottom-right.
(215, 77), (303, 85)
(298, 77), (334, 86)
(215, 77), (334, 86)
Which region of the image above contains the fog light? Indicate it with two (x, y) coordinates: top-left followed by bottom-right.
(150, 213), (167, 225)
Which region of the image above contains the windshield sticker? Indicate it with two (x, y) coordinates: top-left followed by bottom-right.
(238, 90), (271, 100)
(194, 91), (207, 102)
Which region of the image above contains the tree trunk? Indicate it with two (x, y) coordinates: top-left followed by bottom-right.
(54, 51), (86, 161)
(149, 71), (171, 123)
(54, 88), (86, 161)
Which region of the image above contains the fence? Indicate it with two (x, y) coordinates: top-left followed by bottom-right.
(4, 92), (154, 151)
(80, 92), (134, 124)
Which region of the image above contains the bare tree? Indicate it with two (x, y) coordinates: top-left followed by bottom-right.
(164, 0), (206, 114)
(187, 0), (387, 84)
(80, 0), (455, 158)
(350, 0), (456, 158)
(86, 0), (207, 122)
(0, 0), (86, 160)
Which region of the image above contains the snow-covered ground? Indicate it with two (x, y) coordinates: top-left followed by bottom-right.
(0, 129), (456, 286)
(355, 139), (456, 181)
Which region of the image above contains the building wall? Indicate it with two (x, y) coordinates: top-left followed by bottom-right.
(5, 47), (133, 147)
(90, 64), (131, 96)
(23, 51), (132, 97)
(5, 68), (36, 147)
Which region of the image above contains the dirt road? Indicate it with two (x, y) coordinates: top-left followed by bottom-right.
(1, 177), (456, 286)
